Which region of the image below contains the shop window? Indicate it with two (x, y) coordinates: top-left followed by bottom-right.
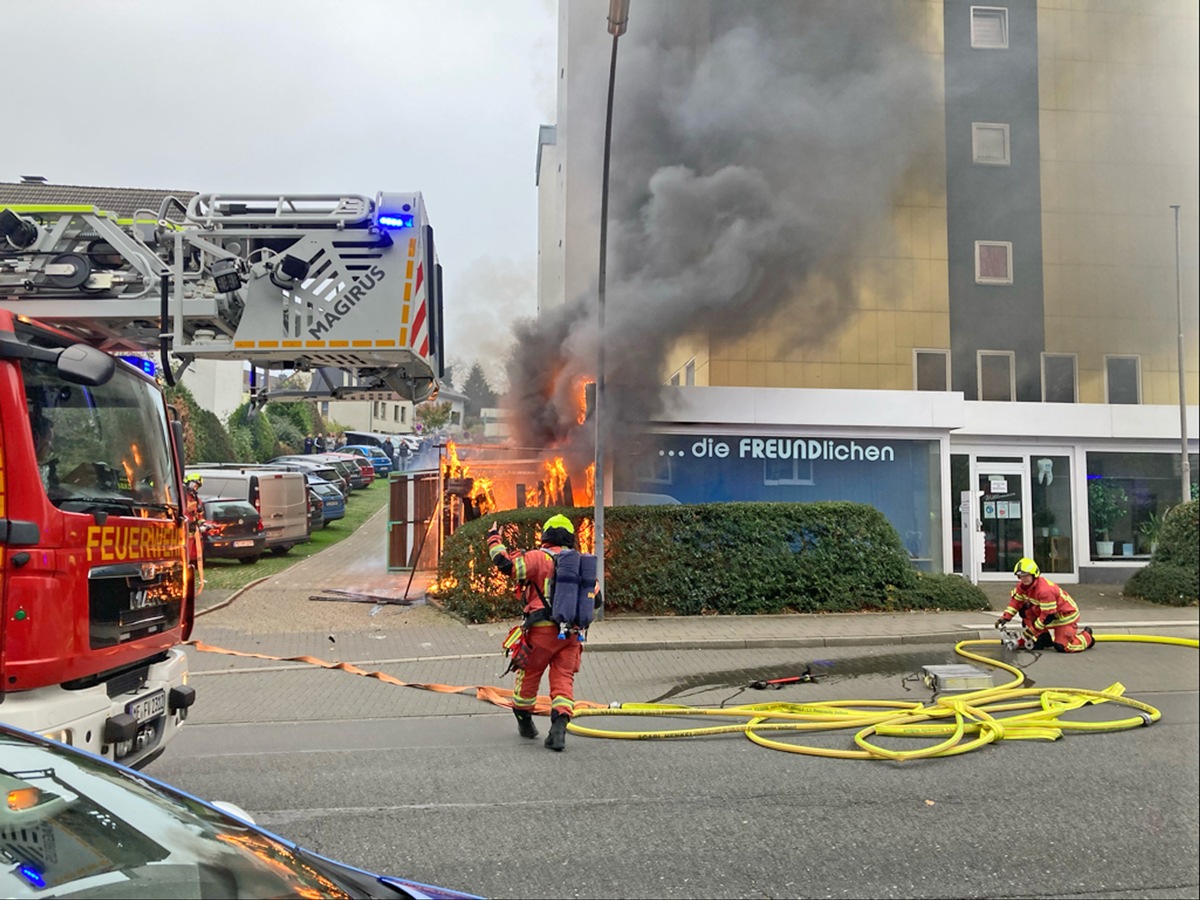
(1105, 356), (1140, 404)
(972, 123), (1010, 165)
(1086, 451), (1199, 561)
(915, 349), (950, 391)
(971, 6), (1009, 48)
(685, 360), (695, 386)
(978, 351), (1015, 401)
(975, 241), (1013, 284)
(1042, 354), (1077, 403)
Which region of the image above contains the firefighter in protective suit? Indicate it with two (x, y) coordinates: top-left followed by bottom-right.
(996, 557), (1095, 652)
(487, 515), (585, 751)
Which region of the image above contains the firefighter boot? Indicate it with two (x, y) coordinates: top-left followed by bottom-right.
(544, 712), (568, 752)
(513, 709), (539, 740)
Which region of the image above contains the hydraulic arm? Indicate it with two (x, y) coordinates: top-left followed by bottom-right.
(0, 191), (444, 403)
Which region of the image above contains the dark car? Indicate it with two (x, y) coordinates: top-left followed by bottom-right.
(324, 451), (376, 487)
(200, 498), (265, 564)
(307, 488), (325, 531)
(0, 723), (480, 899)
(283, 454), (363, 493)
(267, 457), (351, 496)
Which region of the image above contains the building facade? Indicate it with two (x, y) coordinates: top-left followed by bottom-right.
(540, 0), (1199, 583)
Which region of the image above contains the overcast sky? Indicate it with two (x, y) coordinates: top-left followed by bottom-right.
(1, 0), (557, 388)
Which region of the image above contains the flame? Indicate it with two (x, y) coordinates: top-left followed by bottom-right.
(577, 517), (595, 553)
(576, 378), (590, 425)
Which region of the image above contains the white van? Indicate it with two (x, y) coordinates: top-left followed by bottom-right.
(187, 468), (310, 554)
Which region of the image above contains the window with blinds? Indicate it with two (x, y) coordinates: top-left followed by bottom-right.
(971, 7), (1009, 49)
(972, 123), (1011, 165)
(975, 241), (1013, 284)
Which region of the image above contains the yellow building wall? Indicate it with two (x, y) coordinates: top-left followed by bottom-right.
(1038, 0), (1199, 405)
(706, 0), (950, 392)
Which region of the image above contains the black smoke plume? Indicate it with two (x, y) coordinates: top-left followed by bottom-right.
(504, 0), (939, 454)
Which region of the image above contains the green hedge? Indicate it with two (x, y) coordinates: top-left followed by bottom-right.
(1125, 500), (1199, 606)
(435, 502), (990, 623)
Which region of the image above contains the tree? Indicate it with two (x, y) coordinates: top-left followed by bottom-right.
(417, 400), (453, 432)
(461, 362), (498, 420)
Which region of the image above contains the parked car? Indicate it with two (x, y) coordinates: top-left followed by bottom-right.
(324, 451), (376, 487)
(287, 454), (364, 492)
(266, 458), (351, 496)
(307, 488), (325, 531)
(308, 476), (346, 522)
(0, 723), (480, 899)
(344, 444), (394, 476)
(200, 498), (266, 564)
(187, 467), (310, 555)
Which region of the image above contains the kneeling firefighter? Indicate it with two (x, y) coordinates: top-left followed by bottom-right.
(996, 557), (1095, 652)
(487, 515), (597, 751)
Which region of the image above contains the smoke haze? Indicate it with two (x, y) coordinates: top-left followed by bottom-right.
(504, 0), (939, 453)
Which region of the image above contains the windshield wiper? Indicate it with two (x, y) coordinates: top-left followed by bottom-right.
(57, 498), (137, 515)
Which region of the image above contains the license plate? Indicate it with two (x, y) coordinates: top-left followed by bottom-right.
(127, 689), (166, 723)
(233, 540), (255, 547)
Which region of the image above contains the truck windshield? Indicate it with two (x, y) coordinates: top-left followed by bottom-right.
(23, 359), (180, 516)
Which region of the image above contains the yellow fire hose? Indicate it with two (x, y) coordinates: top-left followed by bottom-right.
(568, 633), (1198, 760)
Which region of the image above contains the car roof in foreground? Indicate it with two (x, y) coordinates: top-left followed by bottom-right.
(0, 723), (481, 899)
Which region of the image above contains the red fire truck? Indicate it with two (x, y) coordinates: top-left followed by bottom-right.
(0, 191), (443, 767)
(0, 309), (196, 766)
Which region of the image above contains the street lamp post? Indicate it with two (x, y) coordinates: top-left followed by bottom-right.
(1172, 204), (1192, 502)
(594, 0), (629, 608)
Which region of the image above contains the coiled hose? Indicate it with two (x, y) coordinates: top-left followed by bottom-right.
(569, 633), (1198, 760)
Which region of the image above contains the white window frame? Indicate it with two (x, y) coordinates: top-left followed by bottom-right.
(975, 240), (1013, 285)
(972, 122), (1011, 165)
(1041, 352), (1078, 403)
(971, 6), (1009, 49)
(684, 359), (696, 386)
(1104, 355), (1142, 404)
(913, 349), (951, 392)
(763, 457), (815, 487)
(978, 350), (1016, 401)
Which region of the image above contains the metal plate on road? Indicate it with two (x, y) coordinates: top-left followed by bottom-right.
(127, 689), (166, 723)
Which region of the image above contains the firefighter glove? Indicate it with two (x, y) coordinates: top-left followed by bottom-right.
(995, 617), (1010, 629)
(486, 521), (500, 540)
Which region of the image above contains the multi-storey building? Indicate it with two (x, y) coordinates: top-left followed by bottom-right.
(537, 0), (1198, 582)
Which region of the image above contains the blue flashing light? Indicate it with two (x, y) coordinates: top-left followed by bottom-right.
(379, 213), (415, 229)
(119, 355), (157, 377)
(19, 865), (46, 888)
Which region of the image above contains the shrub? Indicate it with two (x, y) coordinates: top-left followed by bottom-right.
(434, 502), (990, 623)
(1125, 500), (1198, 606)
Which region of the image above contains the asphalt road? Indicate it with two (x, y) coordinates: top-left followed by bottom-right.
(151, 639), (1200, 899)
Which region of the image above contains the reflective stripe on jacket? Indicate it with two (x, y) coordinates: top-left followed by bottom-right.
(1010, 576), (1079, 628)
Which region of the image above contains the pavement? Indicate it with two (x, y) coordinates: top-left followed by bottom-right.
(191, 504), (1199, 666)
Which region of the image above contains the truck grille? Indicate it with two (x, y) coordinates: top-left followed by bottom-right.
(88, 561), (184, 650)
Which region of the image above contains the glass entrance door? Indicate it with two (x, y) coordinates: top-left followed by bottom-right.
(978, 465), (1025, 575)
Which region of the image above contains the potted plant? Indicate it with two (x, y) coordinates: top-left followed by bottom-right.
(1088, 479), (1128, 557)
(1032, 507), (1056, 537)
(1138, 510), (1164, 555)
